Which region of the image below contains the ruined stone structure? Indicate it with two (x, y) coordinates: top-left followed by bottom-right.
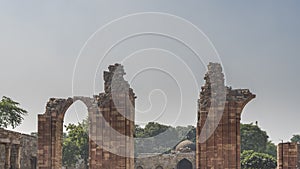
(135, 140), (196, 169)
(37, 63), (135, 169)
(0, 128), (37, 169)
(135, 153), (195, 169)
(33, 62), (258, 169)
(277, 142), (300, 169)
(196, 63), (255, 169)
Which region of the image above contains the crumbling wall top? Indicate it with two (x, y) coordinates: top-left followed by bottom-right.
(200, 62), (226, 108)
(0, 128), (22, 144)
(45, 97), (73, 115)
(200, 62), (255, 107)
(227, 88), (256, 103)
(103, 63), (135, 98)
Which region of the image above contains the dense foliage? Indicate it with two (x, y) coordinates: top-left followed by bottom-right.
(62, 120), (89, 169)
(0, 96), (27, 128)
(241, 150), (277, 169)
(135, 122), (196, 154)
(241, 123), (277, 158)
(290, 134), (300, 143)
(265, 141), (277, 158)
(241, 123), (268, 153)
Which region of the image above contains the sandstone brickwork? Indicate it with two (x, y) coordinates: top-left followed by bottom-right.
(196, 63), (255, 169)
(0, 128), (37, 169)
(277, 142), (300, 169)
(37, 63), (135, 169)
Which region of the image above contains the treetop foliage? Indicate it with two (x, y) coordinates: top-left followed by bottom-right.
(0, 96), (28, 128)
(241, 150), (277, 169)
(241, 123), (269, 153)
(63, 120), (89, 168)
(290, 134), (300, 143)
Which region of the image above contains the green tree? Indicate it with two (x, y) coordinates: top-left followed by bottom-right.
(0, 96), (28, 128)
(143, 122), (170, 137)
(241, 150), (277, 169)
(135, 122), (178, 154)
(134, 122), (196, 155)
(241, 123), (268, 153)
(134, 125), (145, 138)
(265, 141), (277, 158)
(62, 120), (89, 169)
(290, 134), (300, 143)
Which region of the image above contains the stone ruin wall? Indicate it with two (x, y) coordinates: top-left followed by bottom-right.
(196, 63), (255, 169)
(0, 62), (260, 169)
(0, 128), (37, 169)
(90, 63), (136, 169)
(277, 142), (300, 169)
(37, 63), (135, 169)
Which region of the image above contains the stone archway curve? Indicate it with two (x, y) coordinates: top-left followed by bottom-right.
(37, 96), (97, 169)
(38, 63), (136, 169)
(61, 96), (96, 119)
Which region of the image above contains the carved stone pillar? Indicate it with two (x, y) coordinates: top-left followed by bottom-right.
(5, 144), (11, 169)
(15, 145), (21, 169)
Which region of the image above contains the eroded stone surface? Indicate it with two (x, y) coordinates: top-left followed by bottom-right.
(38, 63), (135, 169)
(196, 62), (255, 169)
(277, 142), (300, 169)
(0, 128), (37, 169)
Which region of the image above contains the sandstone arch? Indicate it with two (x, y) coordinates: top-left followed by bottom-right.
(37, 63), (135, 169)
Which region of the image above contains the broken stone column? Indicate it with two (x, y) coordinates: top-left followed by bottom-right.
(196, 62), (255, 169)
(277, 142), (300, 169)
(90, 63), (135, 169)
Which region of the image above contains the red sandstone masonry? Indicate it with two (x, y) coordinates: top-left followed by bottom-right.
(37, 63), (135, 169)
(196, 63), (255, 169)
(277, 142), (300, 169)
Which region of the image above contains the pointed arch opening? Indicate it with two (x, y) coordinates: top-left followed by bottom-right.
(177, 158), (193, 169)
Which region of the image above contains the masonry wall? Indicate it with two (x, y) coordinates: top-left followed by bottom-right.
(0, 128), (37, 169)
(37, 63), (135, 169)
(277, 142), (300, 169)
(196, 63), (255, 169)
(89, 63), (135, 169)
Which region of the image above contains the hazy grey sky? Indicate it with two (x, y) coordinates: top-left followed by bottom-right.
(0, 1), (299, 144)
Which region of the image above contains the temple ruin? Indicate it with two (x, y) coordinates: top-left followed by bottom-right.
(0, 62), (259, 169)
(37, 63), (135, 169)
(0, 128), (37, 169)
(196, 63), (255, 169)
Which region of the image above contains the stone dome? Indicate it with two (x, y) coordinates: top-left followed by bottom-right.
(175, 140), (196, 152)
